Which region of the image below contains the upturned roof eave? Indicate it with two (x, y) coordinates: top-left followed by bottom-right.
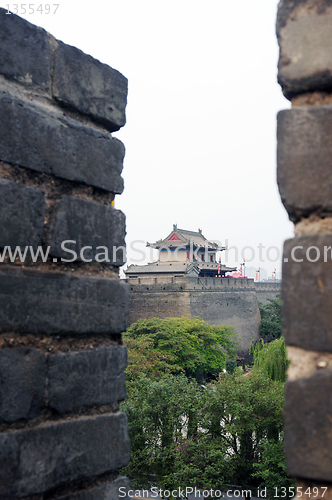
(147, 241), (226, 251)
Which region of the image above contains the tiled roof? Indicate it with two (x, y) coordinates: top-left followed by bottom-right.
(147, 225), (225, 250)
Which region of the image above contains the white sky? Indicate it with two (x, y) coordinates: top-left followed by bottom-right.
(1, 0), (294, 276)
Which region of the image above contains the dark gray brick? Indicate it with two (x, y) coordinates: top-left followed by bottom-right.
(277, 0), (332, 99)
(0, 93), (125, 193)
(49, 196), (126, 266)
(55, 476), (130, 500)
(53, 41), (128, 133)
(282, 235), (332, 352)
(0, 348), (46, 423)
(285, 369), (332, 481)
(277, 106), (332, 222)
(0, 412), (130, 498)
(0, 267), (129, 335)
(48, 346), (127, 413)
(0, 179), (45, 251)
(0, 8), (51, 91)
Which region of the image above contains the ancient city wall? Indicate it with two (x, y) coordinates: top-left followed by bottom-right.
(277, 0), (332, 492)
(0, 9), (130, 499)
(254, 282), (281, 305)
(128, 277), (263, 354)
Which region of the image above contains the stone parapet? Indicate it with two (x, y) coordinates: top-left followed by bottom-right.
(0, 9), (130, 499)
(277, 0), (332, 100)
(0, 8), (127, 131)
(277, 0), (332, 491)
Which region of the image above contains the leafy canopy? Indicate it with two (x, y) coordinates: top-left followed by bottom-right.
(123, 316), (237, 383)
(121, 369), (292, 492)
(251, 337), (289, 383)
(259, 294), (282, 342)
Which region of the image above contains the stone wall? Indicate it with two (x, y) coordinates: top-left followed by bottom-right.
(0, 9), (130, 500)
(127, 277), (264, 355)
(254, 282), (281, 305)
(277, 0), (332, 494)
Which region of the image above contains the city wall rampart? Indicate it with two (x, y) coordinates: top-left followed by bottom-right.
(127, 277), (279, 355)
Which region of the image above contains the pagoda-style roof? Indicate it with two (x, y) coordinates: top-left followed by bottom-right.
(147, 224), (225, 251)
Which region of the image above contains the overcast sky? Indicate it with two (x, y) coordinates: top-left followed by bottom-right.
(1, 0), (294, 277)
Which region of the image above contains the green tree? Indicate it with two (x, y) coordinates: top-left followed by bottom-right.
(121, 369), (287, 492)
(252, 435), (295, 497)
(259, 295), (282, 342)
(203, 369), (285, 488)
(251, 337), (289, 383)
(124, 317), (237, 384)
(121, 373), (203, 489)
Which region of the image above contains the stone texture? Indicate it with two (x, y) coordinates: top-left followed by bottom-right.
(53, 41), (128, 132)
(48, 346), (127, 413)
(55, 476), (130, 500)
(0, 8), (51, 91)
(284, 368), (332, 481)
(0, 93), (125, 193)
(277, 0), (332, 99)
(282, 235), (332, 352)
(0, 267), (129, 335)
(0, 348), (46, 423)
(0, 413), (130, 498)
(277, 106), (332, 222)
(0, 179), (45, 251)
(49, 196), (126, 266)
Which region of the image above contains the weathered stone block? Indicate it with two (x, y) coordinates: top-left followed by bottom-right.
(54, 476), (130, 500)
(0, 412), (130, 498)
(277, 106), (332, 222)
(0, 267), (129, 335)
(0, 179), (45, 251)
(284, 368), (332, 481)
(49, 196), (126, 266)
(277, 0), (332, 99)
(48, 346), (127, 413)
(0, 8), (51, 91)
(0, 348), (46, 423)
(282, 235), (332, 352)
(0, 93), (125, 193)
(53, 41), (128, 132)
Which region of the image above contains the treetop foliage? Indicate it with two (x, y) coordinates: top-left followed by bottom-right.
(121, 369), (289, 492)
(251, 337), (289, 383)
(258, 294), (282, 343)
(124, 317), (237, 383)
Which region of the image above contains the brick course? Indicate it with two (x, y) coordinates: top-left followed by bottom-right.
(53, 41), (128, 132)
(49, 196), (126, 266)
(0, 348), (46, 423)
(48, 346), (127, 413)
(277, 106), (332, 221)
(0, 413), (130, 498)
(0, 178), (45, 250)
(0, 94), (125, 193)
(0, 267), (129, 335)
